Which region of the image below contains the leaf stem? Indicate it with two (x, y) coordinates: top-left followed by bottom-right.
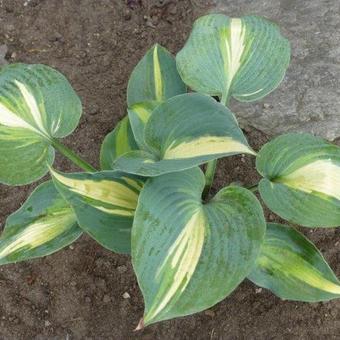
(202, 93), (231, 199)
(203, 159), (217, 200)
(247, 183), (259, 193)
(220, 92), (230, 106)
(51, 139), (96, 172)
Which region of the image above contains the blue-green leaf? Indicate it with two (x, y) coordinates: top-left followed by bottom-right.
(176, 14), (290, 104)
(0, 181), (81, 265)
(257, 133), (340, 227)
(248, 223), (340, 302)
(127, 44), (186, 107)
(51, 169), (143, 253)
(114, 93), (254, 176)
(0, 63), (82, 185)
(100, 116), (138, 170)
(132, 167), (266, 326)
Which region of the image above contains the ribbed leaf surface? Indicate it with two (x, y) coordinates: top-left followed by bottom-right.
(176, 14), (290, 103)
(0, 181), (81, 265)
(257, 133), (340, 227)
(249, 223), (340, 301)
(114, 93), (254, 176)
(132, 168), (266, 326)
(0, 63), (82, 185)
(127, 44), (186, 107)
(51, 169), (143, 253)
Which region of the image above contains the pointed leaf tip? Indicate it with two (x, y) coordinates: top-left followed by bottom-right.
(134, 318), (145, 331)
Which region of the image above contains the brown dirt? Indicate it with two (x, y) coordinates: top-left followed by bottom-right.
(0, 0), (339, 339)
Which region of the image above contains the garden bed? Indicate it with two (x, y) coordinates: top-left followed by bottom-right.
(0, 0), (339, 338)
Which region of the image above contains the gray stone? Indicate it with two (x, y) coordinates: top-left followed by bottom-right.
(193, 0), (340, 140)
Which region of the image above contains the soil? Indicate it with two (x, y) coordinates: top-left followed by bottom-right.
(0, 0), (339, 339)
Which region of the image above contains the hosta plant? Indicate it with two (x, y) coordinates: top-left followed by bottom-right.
(0, 13), (340, 328)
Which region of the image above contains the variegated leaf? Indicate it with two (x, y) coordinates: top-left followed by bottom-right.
(0, 181), (81, 265)
(100, 116), (138, 170)
(132, 167), (266, 326)
(0, 63), (82, 185)
(257, 133), (340, 227)
(113, 93), (255, 176)
(176, 14), (290, 104)
(51, 169), (143, 253)
(248, 223), (340, 302)
(128, 101), (158, 150)
(127, 44), (186, 107)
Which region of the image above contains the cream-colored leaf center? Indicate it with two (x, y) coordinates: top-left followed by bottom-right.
(153, 45), (163, 102)
(52, 171), (139, 213)
(145, 209), (205, 322)
(280, 159), (340, 200)
(221, 18), (246, 92)
(163, 136), (255, 160)
(0, 81), (49, 138)
(0, 210), (75, 259)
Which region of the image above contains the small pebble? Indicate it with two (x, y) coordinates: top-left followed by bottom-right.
(95, 278), (107, 290)
(88, 104), (99, 115)
(204, 309), (215, 318)
(44, 320), (51, 327)
(49, 31), (63, 42)
(70, 281), (77, 287)
(117, 265), (127, 274)
(169, 5), (177, 15)
(103, 294), (111, 303)
(255, 287), (263, 294)
(122, 292), (131, 299)
(124, 9), (132, 20)
(263, 103), (271, 109)
(4, 24), (15, 31)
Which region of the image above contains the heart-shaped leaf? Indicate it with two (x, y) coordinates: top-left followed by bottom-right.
(257, 133), (340, 227)
(51, 169), (144, 253)
(176, 14), (290, 104)
(0, 63), (82, 185)
(132, 167), (266, 326)
(0, 181), (82, 265)
(127, 44), (186, 107)
(248, 223), (340, 302)
(113, 93), (255, 176)
(100, 116), (138, 170)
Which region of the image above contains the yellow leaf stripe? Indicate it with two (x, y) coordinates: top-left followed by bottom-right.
(115, 118), (131, 157)
(0, 81), (49, 137)
(51, 171), (140, 217)
(278, 159), (340, 200)
(261, 246), (340, 295)
(130, 103), (152, 124)
(0, 209), (75, 259)
(220, 18), (246, 92)
(153, 45), (163, 102)
(163, 136), (255, 160)
(145, 209), (205, 323)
